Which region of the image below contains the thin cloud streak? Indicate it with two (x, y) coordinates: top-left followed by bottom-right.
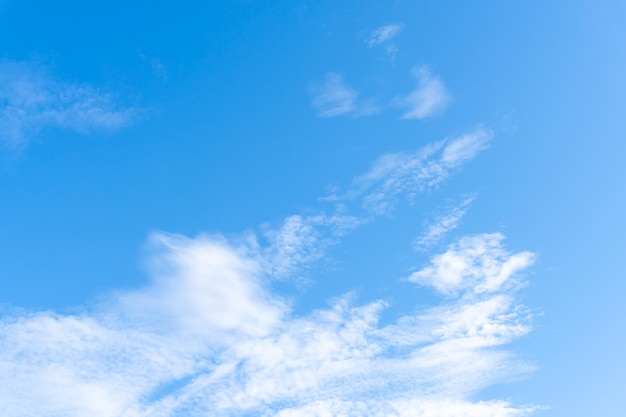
(0, 60), (136, 148)
(368, 23), (404, 47)
(415, 195), (476, 250)
(344, 126), (493, 214)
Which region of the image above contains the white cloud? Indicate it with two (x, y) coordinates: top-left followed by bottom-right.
(400, 66), (451, 119)
(346, 127), (492, 214)
(309, 72), (378, 118)
(368, 23), (405, 47)
(408, 233), (535, 296)
(268, 129), (491, 278)
(415, 195), (476, 249)
(0, 129), (537, 416)
(262, 213), (365, 280)
(0, 60), (136, 148)
(0, 231), (537, 417)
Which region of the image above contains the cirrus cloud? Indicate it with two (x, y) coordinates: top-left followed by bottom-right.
(0, 60), (137, 148)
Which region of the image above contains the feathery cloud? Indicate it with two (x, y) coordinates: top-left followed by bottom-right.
(368, 24), (405, 47)
(415, 196), (476, 250)
(400, 66), (451, 119)
(0, 60), (136, 148)
(309, 72), (378, 118)
(347, 127), (492, 214)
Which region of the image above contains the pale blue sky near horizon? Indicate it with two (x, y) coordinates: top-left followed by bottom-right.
(0, 1), (625, 416)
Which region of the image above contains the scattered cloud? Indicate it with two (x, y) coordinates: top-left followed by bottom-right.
(0, 60), (137, 148)
(0, 230), (537, 417)
(343, 127), (492, 214)
(309, 72), (378, 118)
(286, 129), (491, 277)
(261, 213), (366, 281)
(399, 66), (451, 119)
(415, 195), (476, 250)
(408, 233), (535, 296)
(368, 23), (405, 47)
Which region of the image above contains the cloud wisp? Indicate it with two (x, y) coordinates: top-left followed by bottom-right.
(0, 230), (537, 417)
(310, 67), (452, 120)
(367, 23), (404, 61)
(399, 66), (451, 119)
(414, 195), (476, 250)
(340, 126), (492, 215)
(272, 127), (493, 279)
(367, 23), (405, 47)
(309, 72), (378, 118)
(0, 60), (136, 148)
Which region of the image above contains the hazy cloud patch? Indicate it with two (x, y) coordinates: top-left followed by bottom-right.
(368, 23), (405, 47)
(0, 60), (137, 148)
(399, 66), (451, 119)
(309, 72), (379, 118)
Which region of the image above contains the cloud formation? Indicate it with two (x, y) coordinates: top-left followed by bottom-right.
(367, 24), (404, 47)
(0, 132), (536, 416)
(399, 66), (451, 119)
(264, 127), (492, 284)
(409, 233), (535, 296)
(0, 60), (136, 148)
(345, 127), (492, 214)
(0, 230), (537, 417)
(415, 196), (476, 250)
(309, 73), (378, 118)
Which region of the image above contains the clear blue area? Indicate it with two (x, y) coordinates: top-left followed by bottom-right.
(1, 1), (625, 416)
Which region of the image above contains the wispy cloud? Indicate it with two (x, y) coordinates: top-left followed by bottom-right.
(309, 72), (378, 118)
(399, 66), (451, 119)
(408, 233), (535, 296)
(261, 128), (491, 284)
(261, 213), (365, 280)
(368, 23), (404, 47)
(415, 195), (476, 250)
(0, 230), (537, 417)
(0, 60), (136, 148)
(343, 127), (492, 214)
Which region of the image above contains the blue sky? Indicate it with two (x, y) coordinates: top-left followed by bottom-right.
(1, 1), (625, 416)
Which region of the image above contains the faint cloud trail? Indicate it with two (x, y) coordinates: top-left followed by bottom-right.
(414, 195), (476, 250)
(0, 60), (137, 148)
(367, 23), (405, 47)
(309, 72), (379, 118)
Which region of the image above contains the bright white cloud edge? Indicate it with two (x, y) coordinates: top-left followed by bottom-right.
(0, 129), (539, 417)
